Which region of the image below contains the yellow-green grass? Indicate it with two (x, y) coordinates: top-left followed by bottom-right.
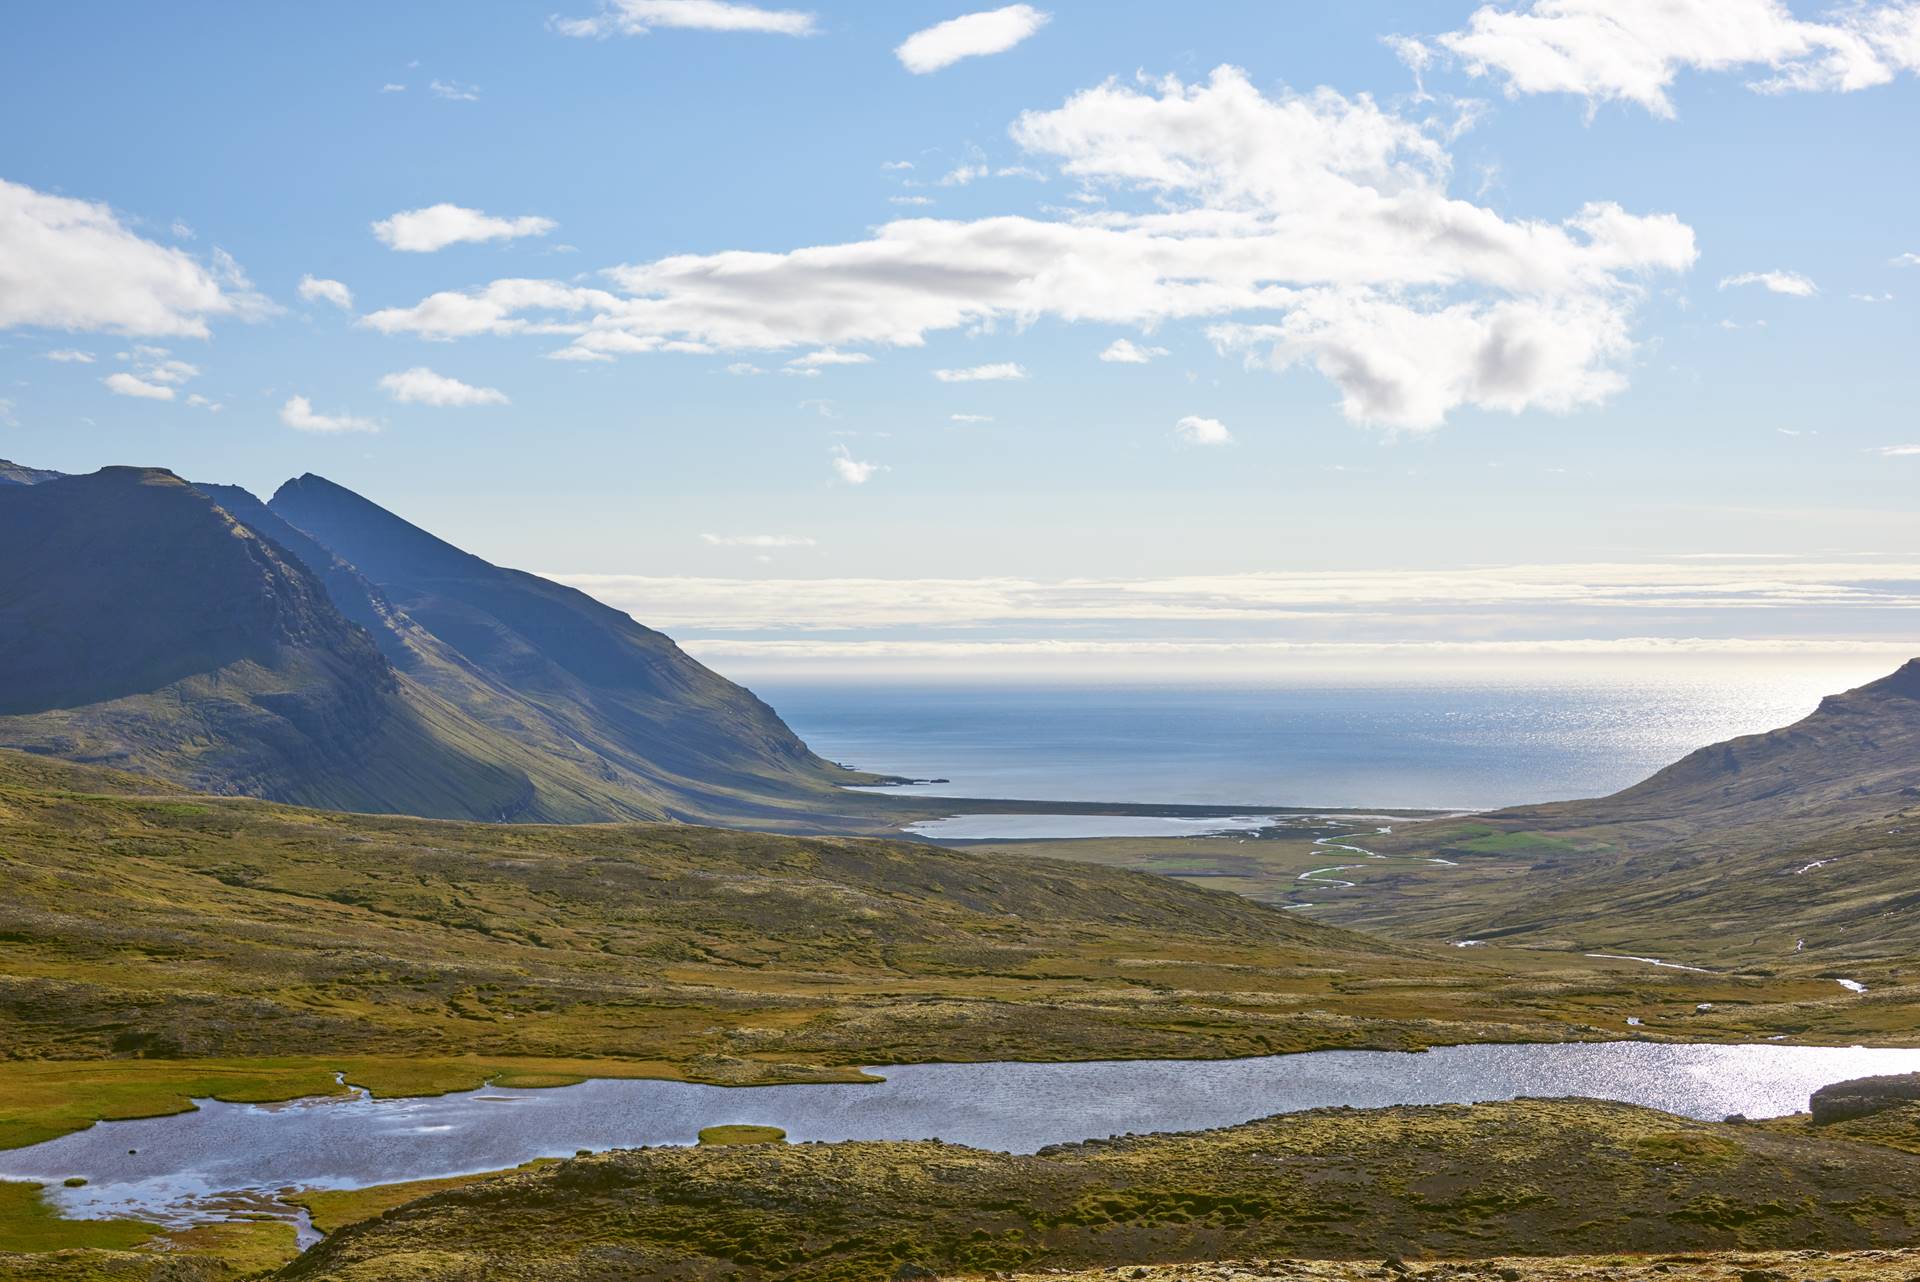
(698, 1124), (787, 1146)
(294, 1160), (560, 1235)
(0, 1183), (153, 1253)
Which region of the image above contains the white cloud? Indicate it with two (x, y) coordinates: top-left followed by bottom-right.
(298, 275), (354, 309)
(830, 444), (881, 484)
(185, 393), (222, 412)
(103, 371), (174, 401)
(1174, 414), (1232, 445)
(950, 413), (995, 422)
(553, 0), (817, 37)
(726, 362), (766, 375)
(548, 560), (1920, 637)
(363, 66), (1695, 430)
(378, 366), (509, 406)
(1874, 444), (1920, 456)
(1430, 0), (1920, 118)
(896, 5), (1050, 74)
(933, 362), (1027, 382)
(372, 204), (557, 253)
(1719, 269), (1817, 296)
(890, 195), (935, 206)
(430, 79), (480, 101)
(785, 348), (873, 370)
(1852, 291), (1895, 302)
(701, 532), (817, 547)
(1894, 252), (1920, 266)
(381, 83), (407, 93)
(281, 394), (379, 433)
(883, 160), (915, 172)
(44, 348), (94, 363)
(937, 163), (989, 187)
(0, 177), (270, 338)
(1099, 338), (1169, 363)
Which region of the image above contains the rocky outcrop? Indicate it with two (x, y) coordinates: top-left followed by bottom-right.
(1811, 1073), (1920, 1125)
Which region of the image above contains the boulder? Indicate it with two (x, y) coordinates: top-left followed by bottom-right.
(1809, 1072), (1920, 1124)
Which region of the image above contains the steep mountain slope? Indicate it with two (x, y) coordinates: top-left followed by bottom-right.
(0, 464), (887, 827)
(1317, 659), (1920, 968)
(0, 468), (532, 816)
(266, 473), (876, 821)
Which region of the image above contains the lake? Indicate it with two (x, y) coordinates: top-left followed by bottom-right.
(9, 1042), (1920, 1239)
(759, 671), (1859, 810)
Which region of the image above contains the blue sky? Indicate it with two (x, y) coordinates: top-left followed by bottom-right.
(3, 1), (1918, 678)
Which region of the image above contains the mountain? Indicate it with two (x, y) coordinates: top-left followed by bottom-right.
(1320, 659), (1920, 968)
(0, 458), (63, 486)
(0, 467), (537, 816)
(263, 473), (867, 821)
(0, 466), (882, 827)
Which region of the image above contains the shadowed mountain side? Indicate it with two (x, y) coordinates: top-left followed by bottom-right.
(266, 473), (891, 821)
(0, 468), (539, 817)
(0, 464), (895, 828)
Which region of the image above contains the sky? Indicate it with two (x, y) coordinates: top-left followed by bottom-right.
(2, 0), (1918, 681)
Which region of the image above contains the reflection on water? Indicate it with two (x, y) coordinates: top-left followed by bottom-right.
(6, 1041), (1920, 1235)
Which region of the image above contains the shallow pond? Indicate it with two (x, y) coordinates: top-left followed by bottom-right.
(8, 1042), (1920, 1238)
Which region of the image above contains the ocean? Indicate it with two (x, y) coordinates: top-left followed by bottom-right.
(754, 668), (1879, 811)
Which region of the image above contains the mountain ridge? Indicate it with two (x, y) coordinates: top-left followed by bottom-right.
(0, 464), (886, 828)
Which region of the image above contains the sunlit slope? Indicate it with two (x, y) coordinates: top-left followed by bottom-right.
(1324, 659), (1920, 968)
(0, 747), (1784, 1088)
(280, 1098), (1920, 1281)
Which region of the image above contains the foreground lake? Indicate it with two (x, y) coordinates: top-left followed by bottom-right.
(9, 1042), (1920, 1239)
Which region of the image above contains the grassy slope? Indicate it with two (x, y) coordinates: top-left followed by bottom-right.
(1, 747), (1847, 1152)
(963, 662), (1920, 984)
(280, 1099), (1920, 1281)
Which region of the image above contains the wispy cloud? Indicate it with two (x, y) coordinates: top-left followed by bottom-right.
(1174, 414), (1232, 445)
(372, 204), (556, 252)
(378, 366), (508, 406)
(830, 444), (881, 484)
(297, 275), (353, 309)
(44, 348), (95, 363)
(896, 5), (1050, 74)
(548, 562), (1920, 670)
(1872, 444), (1920, 457)
(553, 0), (817, 38)
(1422, 0), (1920, 118)
(103, 371), (174, 400)
(1100, 338), (1169, 364)
(701, 533), (817, 547)
(1720, 269), (1817, 296)
(933, 362), (1027, 382)
(429, 79), (480, 101)
(281, 394), (379, 433)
